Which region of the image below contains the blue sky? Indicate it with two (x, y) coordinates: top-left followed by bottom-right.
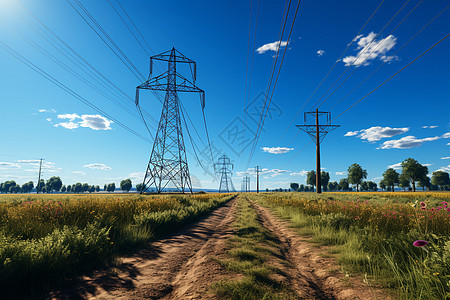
(0, 0), (449, 190)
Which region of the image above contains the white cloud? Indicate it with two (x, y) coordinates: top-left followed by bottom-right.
(342, 32), (397, 66)
(57, 113), (80, 121)
(336, 171), (347, 176)
(344, 131), (359, 137)
(79, 114), (112, 130)
(388, 163), (402, 170)
(441, 157), (450, 160)
(256, 41), (289, 54)
(0, 162), (20, 168)
(73, 171), (86, 176)
(317, 49), (325, 56)
(422, 125), (438, 129)
(345, 126), (409, 142)
(437, 165), (450, 172)
(46, 118), (52, 122)
(83, 163), (111, 170)
(442, 132), (450, 138)
(54, 122), (79, 130)
(379, 136), (440, 149)
(237, 168), (289, 177)
(447, 143), (450, 146)
(261, 147), (294, 154)
(290, 170), (308, 176)
(37, 108), (56, 113)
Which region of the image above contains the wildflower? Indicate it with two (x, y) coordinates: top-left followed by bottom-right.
(420, 201), (426, 207)
(443, 202), (448, 207)
(447, 208), (450, 212)
(413, 240), (428, 247)
(421, 207), (426, 210)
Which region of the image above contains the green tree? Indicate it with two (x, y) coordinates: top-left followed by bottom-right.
(379, 180), (386, 191)
(290, 182), (299, 192)
(73, 183), (83, 193)
(401, 158), (428, 192)
(399, 174), (410, 191)
(88, 185), (95, 193)
(327, 181), (338, 191)
(82, 183), (89, 193)
(46, 176), (63, 193)
(67, 185), (72, 193)
(382, 168), (399, 192)
(107, 183), (116, 192)
(347, 163), (367, 192)
(417, 176), (431, 191)
(136, 183), (144, 192)
(361, 181), (368, 191)
(120, 179), (132, 192)
(21, 181), (34, 193)
(61, 185), (67, 193)
(104, 184), (107, 191)
(95, 185), (100, 192)
(431, 171), (450, 190)
(298, 184), (305, 192)
(321, 171), (330, 192)
(306, 170), (316, 191)
(338, 178), (349, 191)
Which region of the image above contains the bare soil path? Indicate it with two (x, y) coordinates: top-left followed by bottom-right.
(250, 200), (390, 300)
(47, 198), (237, 300)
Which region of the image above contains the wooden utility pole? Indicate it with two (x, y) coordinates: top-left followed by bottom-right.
(255, 166), (261, 193)
(296, 109), (340, 194)
(315, 109), (321, 193)
(36, 158), (43, 194)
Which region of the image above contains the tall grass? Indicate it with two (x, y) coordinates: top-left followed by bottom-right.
(0, 193), (234, 298)
(257, 192), (450, 300)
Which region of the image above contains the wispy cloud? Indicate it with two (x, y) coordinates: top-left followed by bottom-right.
(73, 171), (86, 176)
(342, 32), (397, 66)
(422, 125), (438, 129)
(345, 126), (409, 142)
(36, 108), (56, 113)
(290, 170), (308, 176)
(256, 41), (289, 54)
(443, 132), (450, 139)
(53, 113), (112, 131)
(316, 49), (325, 56)
(388, 162), (402, 170)
(0, 162), (20, 168)
(237, 168), (289, 177)
(437, 165), (450, 172)
(379, 136), (440, 149)
(336, 171), (347, 176)
(441, 157), (450, 160)
(83, 163), (111, 170)
(261, 147), (293, 154)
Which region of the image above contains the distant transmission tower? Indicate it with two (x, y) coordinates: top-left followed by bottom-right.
(136, 47), (205, 193)
(297, 109), (340, 193)
(241, 176), (250, 192)
(215, 155), (236, 193)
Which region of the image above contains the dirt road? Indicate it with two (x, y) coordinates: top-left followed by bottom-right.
(47, 196), (388, 299)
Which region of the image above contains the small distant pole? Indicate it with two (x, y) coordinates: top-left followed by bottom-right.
(36, 158), (43, 194)
(255, 166), (261, 193)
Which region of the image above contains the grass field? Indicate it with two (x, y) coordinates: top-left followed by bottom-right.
(0, 193), (234, 298)
(255, 192), (450, 300)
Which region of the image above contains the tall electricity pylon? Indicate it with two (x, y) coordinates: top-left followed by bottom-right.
(215, 155), (236, 193)
(296, 109), (340, 193)
(136, 48), (205, 193)
(241, 176), (250, 192)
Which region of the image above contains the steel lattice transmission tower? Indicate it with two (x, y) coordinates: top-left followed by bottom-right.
(241, 176), (250, 192)
(136, 48), (205, 193)
(297, 109), (340, 194)
(215, 155), (236, 193)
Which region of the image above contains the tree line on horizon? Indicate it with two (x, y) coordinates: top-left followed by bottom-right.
(289, 158), (450, 192)
(0, 177), (136, 194)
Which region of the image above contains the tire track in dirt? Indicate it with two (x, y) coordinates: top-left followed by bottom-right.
(250, 199), (389, 300)
(47, 197), (237, 300)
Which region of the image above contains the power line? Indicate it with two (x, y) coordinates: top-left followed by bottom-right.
(314, 0), (423, 110)
(248, 0), (302, 166)
(276, 0), (385, 144)
(0, 41), (153, 144)
(329, 5), (449, 111)
(334, 33), (450, 120)
(308, 0), (412, 111)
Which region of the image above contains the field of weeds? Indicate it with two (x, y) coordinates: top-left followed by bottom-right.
(256, 192), (450, 300)
(0, 193), (234, 298)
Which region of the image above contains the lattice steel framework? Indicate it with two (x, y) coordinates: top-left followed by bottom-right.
(136, 48), (205, 193)
(296, 109), (340, 193)
(241, 176), (250, 192)
(215, 155), (236, 193)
